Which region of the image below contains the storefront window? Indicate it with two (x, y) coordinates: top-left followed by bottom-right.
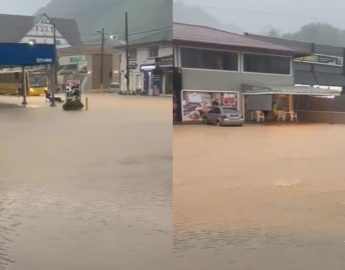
(243, 53), (291, 75)
(181, 48), (238, 71)
(129, 49), (137, 61)
(148, 47), (159, 58)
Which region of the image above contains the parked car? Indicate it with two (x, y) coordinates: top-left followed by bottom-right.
(206, 106), (244, 126)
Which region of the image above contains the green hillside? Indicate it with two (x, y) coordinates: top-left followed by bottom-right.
(36, 0), (172, 43)
(173, 1), (243, 33)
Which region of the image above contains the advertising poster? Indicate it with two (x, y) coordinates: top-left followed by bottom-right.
(181, 90), (239, 122)
(150, 74), (162, 96)
(65, 79), (80, 90)
(65, 79), (81, 98)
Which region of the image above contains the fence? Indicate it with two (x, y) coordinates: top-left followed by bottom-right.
(295, 95), (345, 123)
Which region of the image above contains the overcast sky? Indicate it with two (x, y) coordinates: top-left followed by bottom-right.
(2, 0), (345, 34)
(0, 0), (50, 15)
(179, 0), (345, 33)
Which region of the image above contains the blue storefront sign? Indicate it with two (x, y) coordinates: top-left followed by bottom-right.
(0, 43), (56, 66)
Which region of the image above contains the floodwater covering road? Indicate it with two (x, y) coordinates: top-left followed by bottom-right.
(0, 94), (172, 270)
(174, 124), (345, 270)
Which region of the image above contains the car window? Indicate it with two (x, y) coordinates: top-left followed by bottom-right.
(214, 108), (221, 114)
(222, 108), (239, 114)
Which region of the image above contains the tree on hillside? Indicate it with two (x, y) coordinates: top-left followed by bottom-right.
(265, 27), (282, 38)
(173, 1), (243, 33)
(282, 23), (345, 46)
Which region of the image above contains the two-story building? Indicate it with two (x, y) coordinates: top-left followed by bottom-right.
(173, 23), (340, 123)
(0, 13), (81, 48)
(118, 29), (173, 95)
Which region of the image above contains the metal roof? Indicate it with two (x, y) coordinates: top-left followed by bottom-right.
(0, 14), (81, 46)
(173, 23), (309, 56)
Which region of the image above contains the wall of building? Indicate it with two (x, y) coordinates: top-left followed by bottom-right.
(174, 44), (297, 121)
(57, 52), (120, 91)
(176, 44), (294, 92)
(59, 55), (87, 70)
(181, 68), (294, 92)
(91, 54), (113, 90)
(247, 34), (345, 87)
(20, 16), (70, 48)
(120, 44), (173, 92)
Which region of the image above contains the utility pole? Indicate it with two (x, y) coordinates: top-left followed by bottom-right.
(125, 12), (130, 94)
(100, 28), (105, 92)
(22, 66), (27, 106)
(342, 47), (345, 95)
(50, 23), (57, 107)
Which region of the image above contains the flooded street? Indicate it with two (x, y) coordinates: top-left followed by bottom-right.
(174, 124), (345, 270)
(0, 94), (172, 270)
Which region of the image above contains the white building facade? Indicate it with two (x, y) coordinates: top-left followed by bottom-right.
(20, 14), (71, 48)
(119, 42), (173, 95)
(0, 13), (81, 49)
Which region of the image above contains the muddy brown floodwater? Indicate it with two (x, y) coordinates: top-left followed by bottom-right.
(174, 124), (345, 270)
(0, 94), (172, 270)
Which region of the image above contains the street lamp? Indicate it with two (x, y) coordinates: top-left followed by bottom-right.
(125, 12), (130, 95)
(97, 29), (105, 92)
(21, 40), (35, 105)
(38, 13), (57, 107)
(21, 66), (28, 106)
(109, 13), (130, 95)
(50, 18), (57, 107)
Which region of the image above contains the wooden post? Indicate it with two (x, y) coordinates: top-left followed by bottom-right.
(289, 95), (293, 112)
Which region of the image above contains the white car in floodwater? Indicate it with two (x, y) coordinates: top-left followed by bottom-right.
(206, 106), (244, 126)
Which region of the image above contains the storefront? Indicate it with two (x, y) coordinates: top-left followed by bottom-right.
(173, 23), (311, 123)
(140, 55), (173, 96)
(242, 84), (340, 120)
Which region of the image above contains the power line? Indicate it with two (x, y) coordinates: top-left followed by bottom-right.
(199, 4), (345, 23)
(129, 26), (172, 36)
(0, 20), (171, 40)
(109, 26), (172, 39)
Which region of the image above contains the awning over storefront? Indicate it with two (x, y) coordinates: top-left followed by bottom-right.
(242, 83), (341, 96)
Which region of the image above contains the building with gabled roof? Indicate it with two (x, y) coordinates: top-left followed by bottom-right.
(172, 23), (340, 123)
(173, 23), (305, 56)
(116, 27), (173, 95)
(0, 13), (81, 48)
